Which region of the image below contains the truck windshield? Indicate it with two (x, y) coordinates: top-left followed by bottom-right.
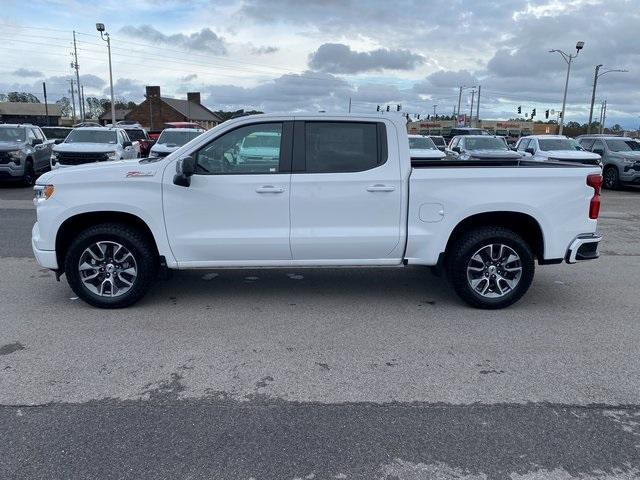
(605, 139), (640, 152)
(409, 137), (438, 150)
(0, 127), (26, 142)
(66, 130), (117, 144)
(538, 138), (582, 151)
(465, 137), (508, 150)
(157, 130), (202, 146)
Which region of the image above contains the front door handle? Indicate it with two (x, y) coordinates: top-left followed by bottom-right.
(256, 185), (285, 193)
(366, 184), (395, 192)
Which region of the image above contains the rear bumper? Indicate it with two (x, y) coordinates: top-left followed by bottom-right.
(565, 233), (602, 264)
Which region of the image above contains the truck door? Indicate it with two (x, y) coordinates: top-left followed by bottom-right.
(289, 120), (403, 262)
(162, 121), (293, 264)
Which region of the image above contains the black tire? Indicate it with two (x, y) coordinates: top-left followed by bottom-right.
(603, 166), (620, 190)
(447, 226), (535, 309)
(21, 159), (35, 187)
(64, 223), (157, 308)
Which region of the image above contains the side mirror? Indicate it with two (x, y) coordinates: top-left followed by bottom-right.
(54, 139), (63, 145)
(452, 146), (461, 153)
(32, 138), (43, 146)
(593, 149), (604, 156)
(123, 141), (132, 148)
(525, 147), (535, 155)
(173, 156), (196, 187)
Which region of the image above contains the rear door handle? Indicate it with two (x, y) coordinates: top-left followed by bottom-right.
(366, 184), (395, 192)
(256, 185), (285, 193)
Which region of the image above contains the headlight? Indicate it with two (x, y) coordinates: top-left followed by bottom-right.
(8, 150), (21, 165)
(622, 158), (635, 164)
(34, 184), (55, 201)
(107, 151), (119, 160)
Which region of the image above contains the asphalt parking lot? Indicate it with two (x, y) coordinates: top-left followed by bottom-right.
(1, 183), (640, 479)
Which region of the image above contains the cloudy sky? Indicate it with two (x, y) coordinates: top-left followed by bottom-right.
(0, 0), (638, 127)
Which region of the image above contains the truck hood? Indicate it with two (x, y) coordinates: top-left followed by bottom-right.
(53, 143), (119, 154)
(38, 158), (162, 184)
(151, 143), (180, 154)
(464, 149), (522, 160)
(0, 141), (26, 152)
(544, 150), (601, 160)
(410, 148), (446, 159)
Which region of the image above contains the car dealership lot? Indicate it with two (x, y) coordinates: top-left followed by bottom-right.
(1, 184), (640, 479)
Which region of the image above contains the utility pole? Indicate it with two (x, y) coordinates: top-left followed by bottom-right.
(348, 97), (351, 113)
(598, 101), (604, 133)
(69, 78), (76, 122)
(42, 82), (49, 126)
(469, 89), (476, 126)
(476, 85), (481, 121)
(601, 100), (607, 134)
(81, 85), (86, 121)
(456, 87), (463, 120)
(433, 104), (437, 118)
(72, 30), (83, 121)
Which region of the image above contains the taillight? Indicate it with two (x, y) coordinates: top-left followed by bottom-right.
(587, 173), (602, 219)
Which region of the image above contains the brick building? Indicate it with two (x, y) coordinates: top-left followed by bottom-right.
(125, 86), (222, 131)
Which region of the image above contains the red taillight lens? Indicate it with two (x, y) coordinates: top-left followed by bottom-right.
(587, 174), (602, 219)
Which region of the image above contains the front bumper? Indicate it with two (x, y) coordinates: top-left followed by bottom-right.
(0, 164), (25, 180)
(565, 233), (602, 264)
(32, 223), (58, 269)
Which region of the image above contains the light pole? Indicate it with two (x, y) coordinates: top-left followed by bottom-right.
(96, 23), (116, 127)
(433, 104), (437, 118)
(549, 41), (584, 135)
(587, 65), (628, 134)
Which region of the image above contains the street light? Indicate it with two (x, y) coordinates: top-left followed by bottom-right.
(587, 65), (628, 134)
(549, 41), (584, 135)
(97, 22), (116, 127)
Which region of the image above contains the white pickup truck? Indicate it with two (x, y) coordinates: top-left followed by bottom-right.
(32, 114), (603, 309)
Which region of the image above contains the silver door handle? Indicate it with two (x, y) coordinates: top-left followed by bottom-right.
(256, 186), (285, 193)
(366, 184), (395, 192)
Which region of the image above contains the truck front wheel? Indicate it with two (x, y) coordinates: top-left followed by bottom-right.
(64, 223), (157, 308)
(447, 226), (534, 309)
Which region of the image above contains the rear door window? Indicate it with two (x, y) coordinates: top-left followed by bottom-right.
(303, 122), (383, 173)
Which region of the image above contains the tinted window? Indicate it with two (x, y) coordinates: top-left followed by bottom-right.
(409, 137), (437, 150)
(464, 137), (508, 150)
(125, 129), (147, 141)
(591, 139), (605, 153)
(305, 122), (379, 173)
(517, 139), (530, 151)
(606, 139), (640, 152)
(66, 130), (118, 144)
(196, 123), (282, 175)
(0, 127), (26, 142)
(579, 139), (595, 150)
(538, 138), (582, 151)
(430, 136), (445, 146)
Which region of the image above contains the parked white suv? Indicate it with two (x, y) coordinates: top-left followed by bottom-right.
(33, 114), (603, 310)
(408, 135), (445, 160)
(515, 135), (601, 166)
(51, 127), (138, 168)
(149, 128), (206, 158)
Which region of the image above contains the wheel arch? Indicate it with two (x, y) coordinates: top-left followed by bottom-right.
(444, 211), (545, 262)
(55, 211), (160, 275)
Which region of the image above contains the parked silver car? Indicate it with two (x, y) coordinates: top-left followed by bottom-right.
(0, 124), (53, 185)
(578, 136), (640, 189)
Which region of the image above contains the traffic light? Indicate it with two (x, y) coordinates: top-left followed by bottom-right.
(386, 105), (390, 112)
(427, 114), (430, 120)
(416, 114), (420, 119)
(532, 108), (536, 118)
(397, 104), (401, 112)
(545, 109), (549, 119)
(376, 105), (380, 112)
(517, 106), (522, 114)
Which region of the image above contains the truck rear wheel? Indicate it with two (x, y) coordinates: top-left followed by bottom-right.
(64, 223), (157, 308)
(447, 226), (534, 309)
